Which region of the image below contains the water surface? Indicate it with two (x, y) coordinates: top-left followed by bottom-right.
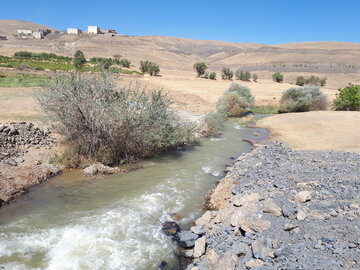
(0, 120), (267, 270)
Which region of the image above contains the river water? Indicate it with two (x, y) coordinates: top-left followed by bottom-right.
(0, 120), (267, 270)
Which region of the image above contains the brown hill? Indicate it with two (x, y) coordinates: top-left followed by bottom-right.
(0, 20), (359, 78)
(0, 19), (58, 36)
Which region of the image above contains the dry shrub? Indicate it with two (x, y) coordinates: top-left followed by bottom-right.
(198, 111), (227, 137)
(216, 83), (255, 116)
(279, 85), (328, 113)
(37, 73), (195, 165)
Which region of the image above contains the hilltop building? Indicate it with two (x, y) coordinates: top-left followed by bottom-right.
(87, 26), (100, 34)
(17, 29), (51, 39)
(67, 28), (82, 35)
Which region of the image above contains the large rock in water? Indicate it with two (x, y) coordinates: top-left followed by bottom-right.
(161, 221), (180, 239)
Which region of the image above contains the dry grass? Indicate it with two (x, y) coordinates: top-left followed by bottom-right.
(258, 111), (360, 153)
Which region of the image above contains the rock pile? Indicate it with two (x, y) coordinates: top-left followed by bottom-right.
(181, 142), (360, 270)
(0, 122), (53, 164)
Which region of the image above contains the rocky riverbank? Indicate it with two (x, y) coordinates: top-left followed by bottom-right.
(179, 141), (360, 270)
(0, 122), (60, 205)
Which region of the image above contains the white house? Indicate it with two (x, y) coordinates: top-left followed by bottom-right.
(17, 29), (33, 36)
(67, 28), (82, 35)
(87, 26), (100, 34)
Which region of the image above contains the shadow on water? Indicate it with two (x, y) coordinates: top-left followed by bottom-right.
(0, 118), (268, 269)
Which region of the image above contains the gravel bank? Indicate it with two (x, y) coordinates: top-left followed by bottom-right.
(181, 141), (360, 270)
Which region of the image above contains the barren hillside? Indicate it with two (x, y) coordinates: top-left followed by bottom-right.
(0, 19), (57, 35)
(1, 20), (360, 87)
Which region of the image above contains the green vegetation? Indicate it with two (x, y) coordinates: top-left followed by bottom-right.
(14, 51), (72, 61)
(0, 54), (74, 71)
(0, 51), (140, 75)
(118, 58), (131, 68)
(332, 84), (360, 111)
(251, 105), (279, 114)
(217, 83), (255, 116)
(252, 73), (258, 82)
(279, 85), (328, 113)
(0, 72), (52, 87)
(73, 50), (86, 71)
(209, 72), (217, 80)
(272, 72), (283, 83)
(296, 75), (326, 86)
(193, 62), (208, 77)
(140, 60), (160, 76)
(221, 67), (233, 80)
(37, 73), (195, 165)
(235, 69), (251, 81)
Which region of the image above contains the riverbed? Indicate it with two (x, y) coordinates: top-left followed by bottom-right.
(0, 119), (267, 270)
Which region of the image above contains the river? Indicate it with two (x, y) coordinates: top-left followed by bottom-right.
(0, 119), (267, 270)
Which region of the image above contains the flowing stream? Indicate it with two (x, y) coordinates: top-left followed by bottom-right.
(0, 119), (267, 270)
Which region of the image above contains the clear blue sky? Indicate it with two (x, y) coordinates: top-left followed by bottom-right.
(2, 0), (359, 44)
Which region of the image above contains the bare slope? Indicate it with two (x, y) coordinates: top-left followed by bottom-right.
(1, 20), (360, 75)
(0, 19), (58, 35)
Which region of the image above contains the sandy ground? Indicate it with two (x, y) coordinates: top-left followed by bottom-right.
(132, 69), (339, 114)
(0, 70), (358, 154)
(258, 111), (360, 153)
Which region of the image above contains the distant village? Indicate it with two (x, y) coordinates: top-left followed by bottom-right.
(0, 25), (119, 40)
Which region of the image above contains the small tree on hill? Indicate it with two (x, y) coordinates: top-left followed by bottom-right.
(272, 72), (283, 83)
(209, 72), (217, 80)
(252, 73), (258, 82)
(73, 50), (86, 71)
(193, 62), (208, 77)
(148, 62), (160, 76)
(119, 58), (131, 68)
(221, 67), (233, 80)
(235, 69), (251, 81)
(140, 60), (160, 76)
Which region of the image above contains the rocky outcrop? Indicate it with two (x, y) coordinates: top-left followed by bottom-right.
(182, 142), (360, 270)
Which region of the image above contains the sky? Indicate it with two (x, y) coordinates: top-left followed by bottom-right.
(1, 0), (360, 44)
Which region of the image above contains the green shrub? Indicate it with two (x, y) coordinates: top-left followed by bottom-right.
(221, 67), (233, 80)
(217, 83), (255, 116)
(332, 84), (360, 111)
(272, 72), (283, 83)
(209, 72), (217, 80)
(148, 62), (160, 76)
(199, 111), (226, 137)
(36, 73), (195, 165)
(140, 60), (160, 76)
(203, 72), (209, 79)
(73, 50), (86, 71)
(235, 69), (251, 81)
(252, 73), (258, 82)
(279, 85), (328, 112)
(193, 62), (208, 77)
(296, 75), (327, 86)
(14, 51), (33, 58)
(119, 58), (131, 68)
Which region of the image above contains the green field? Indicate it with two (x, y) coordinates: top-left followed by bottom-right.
(0, 52), (143, 75)
(0, 73), (53, 87)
